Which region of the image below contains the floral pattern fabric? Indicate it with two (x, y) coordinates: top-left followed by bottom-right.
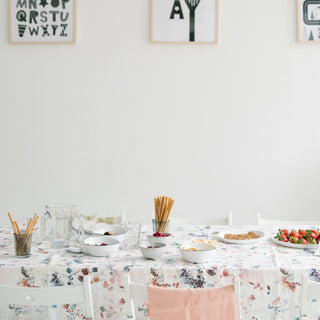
(0, 224), (320, 319)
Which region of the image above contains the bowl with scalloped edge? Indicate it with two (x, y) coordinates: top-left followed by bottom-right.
(180, 242), (216, 263)
(140, 243), (166, 260)
(92, 225), (128, 242)
(83, 236), (120, 257)
(147, 232), (173, 245)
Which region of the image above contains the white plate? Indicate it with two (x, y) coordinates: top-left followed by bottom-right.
(271, 237), (318, 249)
(219, 230), (265, 244)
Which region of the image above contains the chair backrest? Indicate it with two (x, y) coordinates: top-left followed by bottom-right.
(125, 274), (241, 320)
(300, 273), (320, 319)
(171, 211), (233, 227)
(256, 212), (320, 226)
(0, 276), (94, 320)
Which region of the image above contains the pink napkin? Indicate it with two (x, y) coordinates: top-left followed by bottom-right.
(148, 285), (236, 320)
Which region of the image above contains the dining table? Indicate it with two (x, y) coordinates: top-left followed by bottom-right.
(0, 223), (320, 320)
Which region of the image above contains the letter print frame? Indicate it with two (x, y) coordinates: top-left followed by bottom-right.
(151, 0), (219, 44)
(297, 0), (320, 43)
(9, 0), (76, 44)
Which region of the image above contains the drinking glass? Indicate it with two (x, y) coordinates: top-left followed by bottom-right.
(123, 220), (141, 249)
(80, 213), (96, 239)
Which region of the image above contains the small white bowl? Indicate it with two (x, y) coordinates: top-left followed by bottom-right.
(180, 242), (216, 263)
(83, 236), (120, 257)
(92, 225), (128, 242)
(140, 243), (166, 260)
(147, 233), (173, 245)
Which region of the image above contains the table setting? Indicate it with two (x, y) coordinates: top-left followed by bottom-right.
(1, 198), (320, 319)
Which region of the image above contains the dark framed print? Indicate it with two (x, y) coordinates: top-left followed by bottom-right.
(10, 0), (76, 44)
(297, 0), (320, 43)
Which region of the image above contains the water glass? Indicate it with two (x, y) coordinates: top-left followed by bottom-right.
(123, 220), (141, 249)
(80, 214), (96, 235)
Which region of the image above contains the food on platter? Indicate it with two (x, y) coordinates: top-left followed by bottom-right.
(274, 228), (320, 245)
(224, 231), (260, 240)
(95, 243), (108, 246)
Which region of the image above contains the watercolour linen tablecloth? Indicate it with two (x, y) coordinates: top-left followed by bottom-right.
(0, 224), (320, 320)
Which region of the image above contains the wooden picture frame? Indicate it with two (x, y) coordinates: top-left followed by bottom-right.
(9, 0), (76, 44)
(297, 0), (320, 43)
(151, 0), (219, 44)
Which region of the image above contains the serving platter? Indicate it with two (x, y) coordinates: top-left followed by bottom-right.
(271, 236), (318, 249)
(219, 230), (265, 244)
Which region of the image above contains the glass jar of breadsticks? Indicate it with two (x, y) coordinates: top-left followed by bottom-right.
(7, 212), (39, 257)
(153, 196), (174, 233)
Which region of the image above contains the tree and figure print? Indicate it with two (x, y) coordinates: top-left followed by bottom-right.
(170, 0), (202, 42)
(184, 0), (201, 41)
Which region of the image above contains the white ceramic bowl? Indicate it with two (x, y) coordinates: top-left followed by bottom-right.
(140, 243), (166, 260)
(180, 242), (216, 263)
(147, 233), (173, 245)
(83, 236), (120, 257)
(92, 225), (128, 242)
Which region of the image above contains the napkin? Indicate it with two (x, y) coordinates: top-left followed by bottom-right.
(48, 254), (63, 267)
(148, 285), (236, 320)
(314, 244), (320, 256)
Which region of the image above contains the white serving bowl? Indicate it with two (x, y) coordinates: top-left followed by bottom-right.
(92, 225), (128, 242)
(147, 233), (173, 245)
(180, 242), (216, 263)
(83, 236), (120, 257)
(140, 243), (166, 260)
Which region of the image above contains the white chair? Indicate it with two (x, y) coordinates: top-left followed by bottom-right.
(300, 273), (320, 319)
(96, 210), (127, 225)
(0, 276), (94, 320)
(125, 274), (241, 320)
(256, 212), (320, 226)
(171, 211), (233, 227)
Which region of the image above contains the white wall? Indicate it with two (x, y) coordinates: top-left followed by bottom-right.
(1, 0), (320, 226)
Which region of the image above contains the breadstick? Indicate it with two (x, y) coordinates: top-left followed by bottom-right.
(7, 212), (14, 226)
(25, 218), (32, 235)
(30, 215), (39, 233)
(14, 221), (21, 235)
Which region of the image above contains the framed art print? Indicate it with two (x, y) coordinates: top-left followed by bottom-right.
(10, 0), (76, 44)
(297, 0), (320, 43)
(151, 0), (219, 44)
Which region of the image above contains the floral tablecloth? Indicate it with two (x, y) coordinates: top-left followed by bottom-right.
(1, 224), (320, 320)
